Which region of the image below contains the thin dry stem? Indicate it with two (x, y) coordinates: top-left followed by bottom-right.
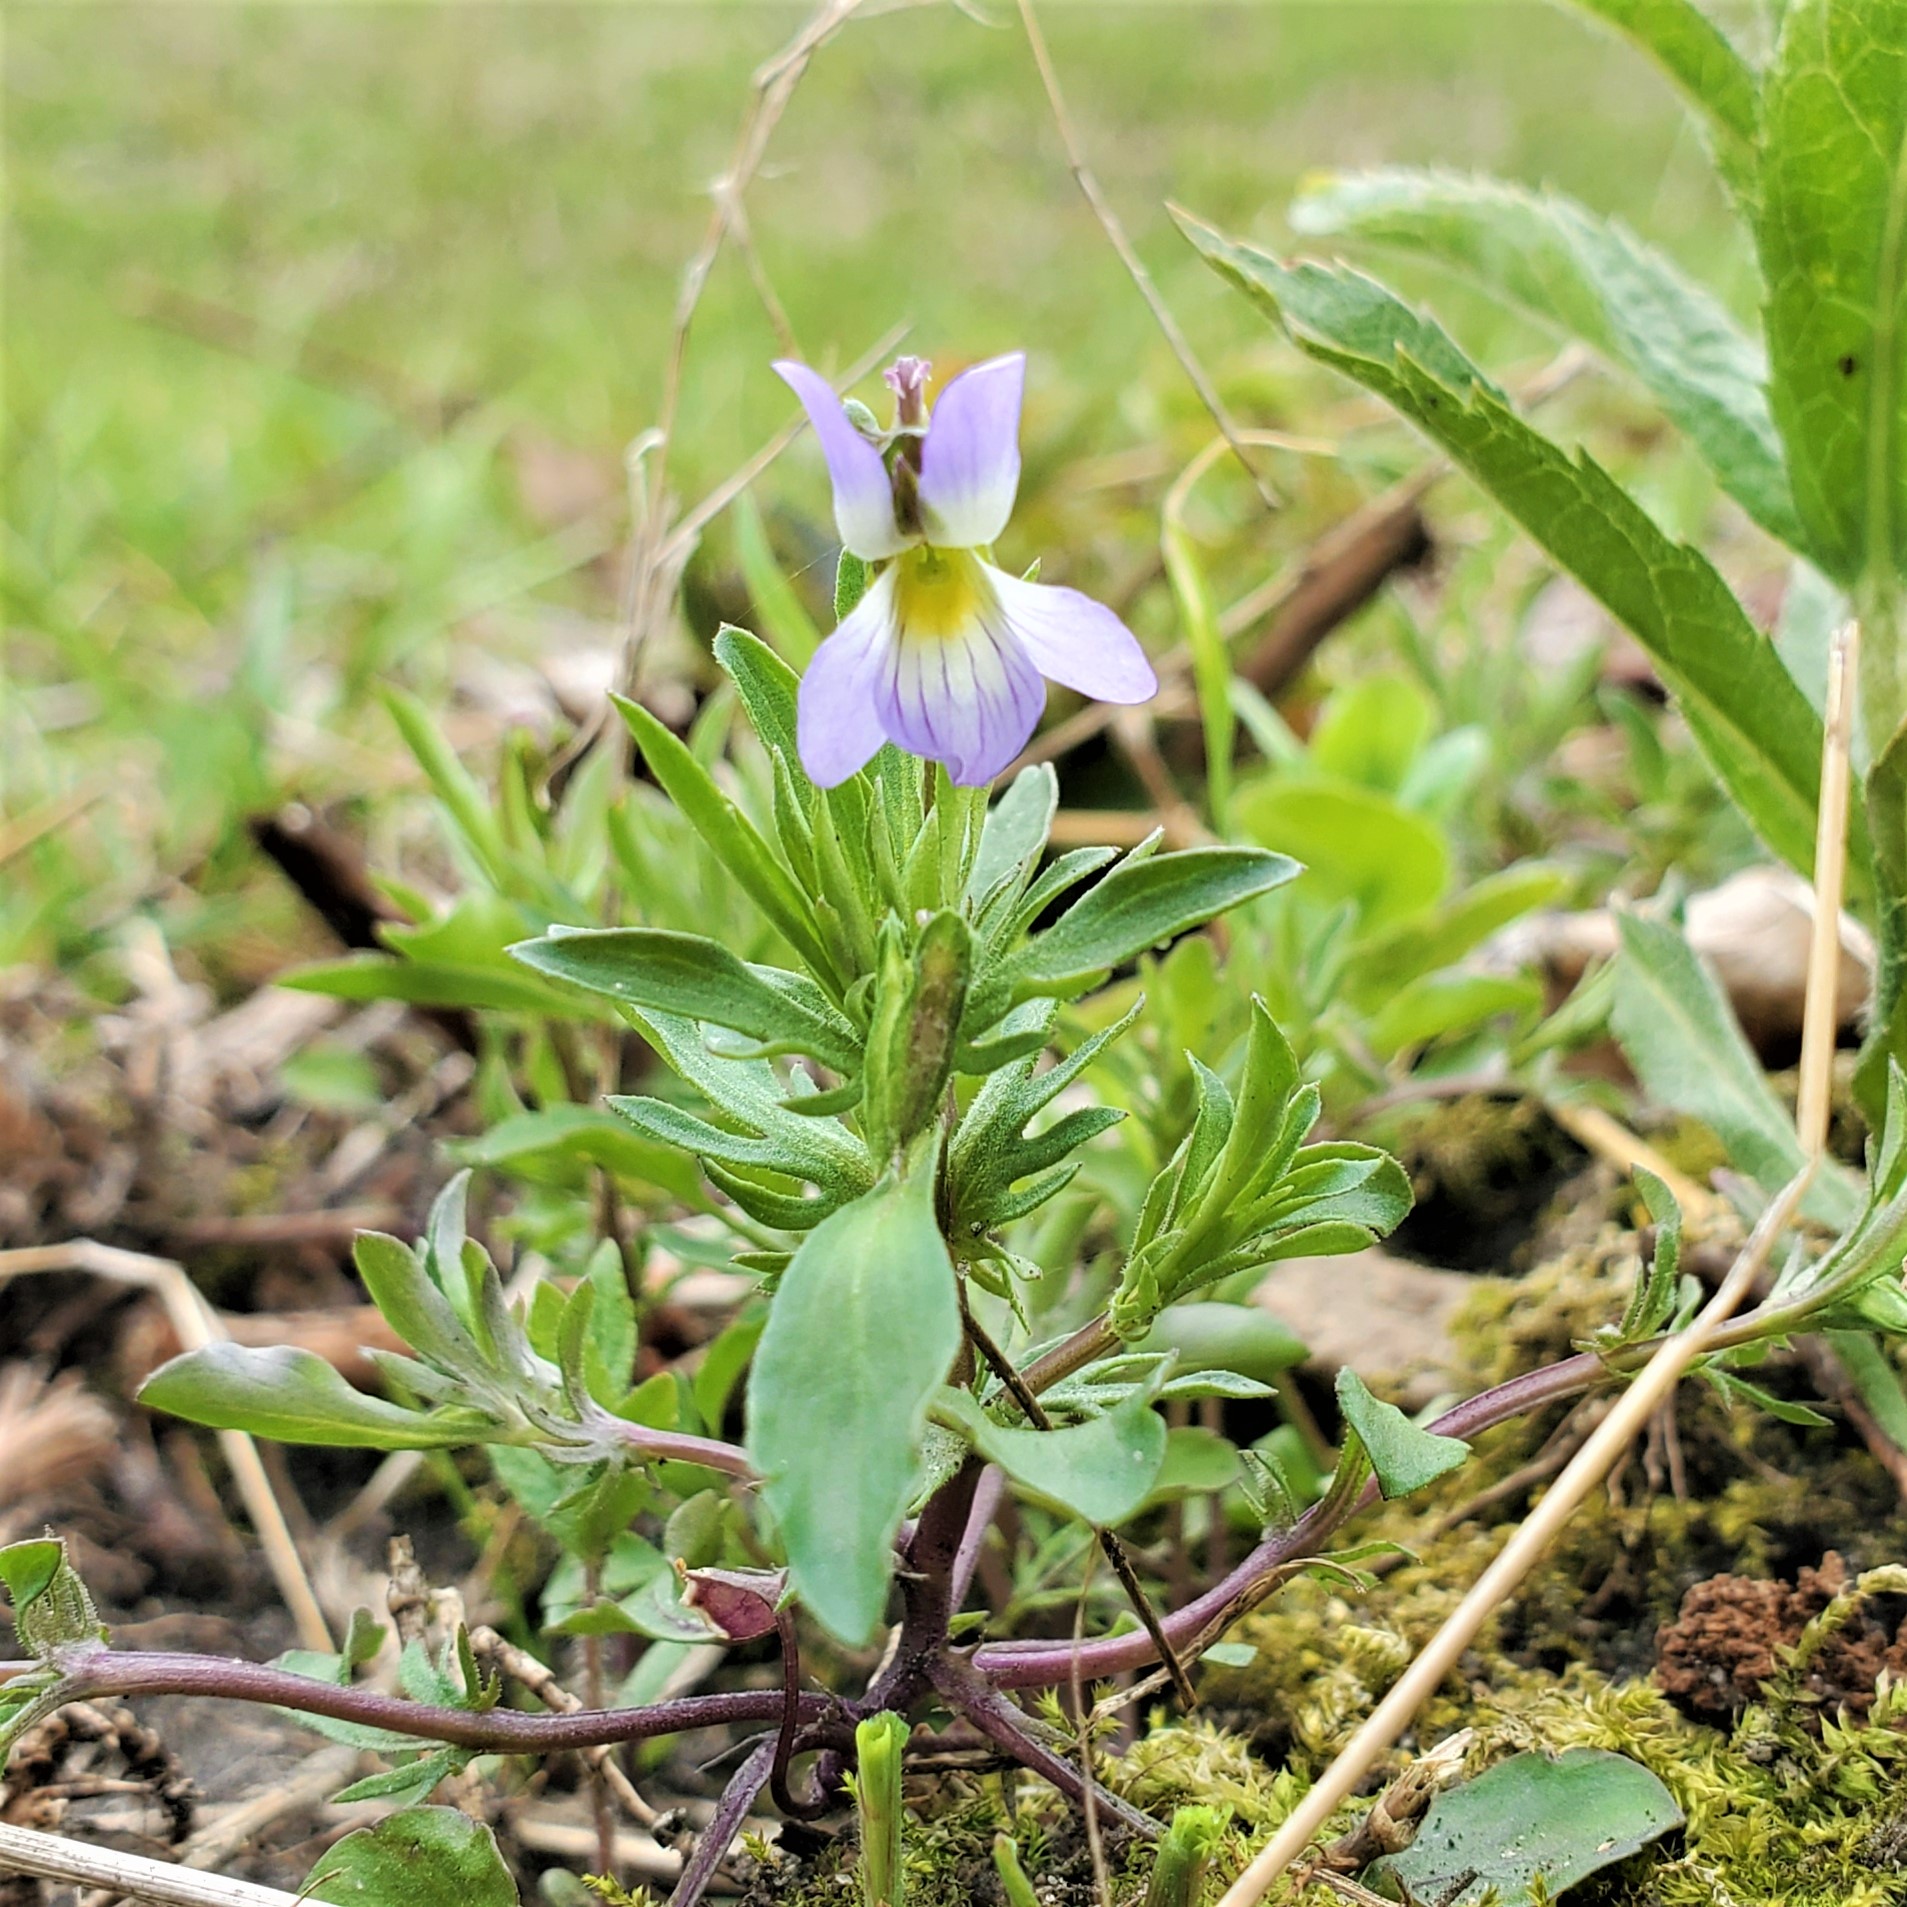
(0, 1242), (333, 1653)
(1545, 1100), (1717, 1222)
(0, 1822), (301, 1907)
(1797, 619), (1861, 1157)
(1015, 0), (1279, 514)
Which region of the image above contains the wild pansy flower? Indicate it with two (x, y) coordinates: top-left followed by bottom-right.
(775, 352), (1157, 788)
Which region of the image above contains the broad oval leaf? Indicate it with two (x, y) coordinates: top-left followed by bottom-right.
(1370, 1748), (1683, 1905)
(936, 1388), (1168, 1527)
(306, 1805), (518, 1907)
(744, 1161), (961, 1644)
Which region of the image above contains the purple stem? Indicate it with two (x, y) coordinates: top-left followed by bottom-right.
(931, 1656), (1159, 1840)
(667, 1736), (776, 1907)
(47, 1647), (835, 1751)
(950, 1464), (1005, 1614)
(972, 1350), (1603, 1688)
(606, 1420), (755, 1479)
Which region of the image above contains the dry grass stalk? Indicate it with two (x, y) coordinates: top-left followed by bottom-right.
(0, 1369), (117, 1528)
(0, 1822), (301, 1907)
(1212, 623), (1862, 1905)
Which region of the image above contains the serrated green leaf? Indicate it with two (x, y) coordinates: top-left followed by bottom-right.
(1336, 1369), (1468, 1499)
(141, 1345), (505, 1450)
(1755, 0), (1907, 588)
(1181, 214), (1831, 881)
(744, 1160), (961, 1643)
(1291, 168), (1799, 542)
(305, 1806), (518, 1907)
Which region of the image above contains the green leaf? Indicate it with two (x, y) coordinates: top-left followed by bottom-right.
(1181, 214), (1830, 880)
(732, 500), (821, 665)
(140, 1345), (504, 1450)
(305, 1806), (518, 1907)
(510, 928), (860, 1072)
(1371, 1748), (1683, 1906)
(331, 1751), (468, 1808)
(744, 1160), (961, 1643)
(1365, 971), (1541, 1056)
(1755, 0), (1907, 588)
(613, 693), (835, 986)
(281, 954), (578, 1015)
(0, 1538), (102, 1659)
(1335, 1369), (1468, 1500)
(1001, 844), (1299, 1005)
(935, 1387), (1168, 1527)
(1611, 912), (1860, 1225)
(968, 765), (1059, 906)
(449, 1106), (704, 1205)
(1291, 168), (1800, 543)
(1234, 779), (1447, 934)
(1307, 674), (1435, 795)
(1566, 0), (1759, 169)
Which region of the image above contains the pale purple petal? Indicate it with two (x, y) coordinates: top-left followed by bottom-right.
(797, 567), (897, 786)
(917, 353), (1025, 549)
(986, 563), (1158, 704)
(876, 618), (1046, 788)
(773, 360), (909, 561)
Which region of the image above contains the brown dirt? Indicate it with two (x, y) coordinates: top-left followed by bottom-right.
(1653, 1550), (1907, 1724)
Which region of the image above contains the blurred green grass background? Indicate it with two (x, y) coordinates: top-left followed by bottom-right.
(5, 1), (1742, 976)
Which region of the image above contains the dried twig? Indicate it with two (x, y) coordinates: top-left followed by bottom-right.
(0, 1822), (300, 1907)
(1016, 0), (1278, 514)
(0, 1242), (333, 1653)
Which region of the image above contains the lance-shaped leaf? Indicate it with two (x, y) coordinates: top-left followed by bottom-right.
(510, 928), (860, 1072)
(613, 693), (836, 987)
(1755, 0), (1907, 589)
(1611, 912), (1861, 1226)
(1181, 213), (1828, 882)
(969, 765), (1060, 908)
(744, 1161), (961, 1644)
(1291, 168), (1799, 544)
(140, 1344), (508, 1450)
(993, 843), (1299, 1010)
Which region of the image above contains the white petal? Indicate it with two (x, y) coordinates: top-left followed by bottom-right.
(774, 361), (911, 561)
(797, 568), (898, 786)
(917, 353), (1025, 549)
(986, 563), (1157, 704)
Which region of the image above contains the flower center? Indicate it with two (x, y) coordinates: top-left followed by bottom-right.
(893, 546), (989, 644)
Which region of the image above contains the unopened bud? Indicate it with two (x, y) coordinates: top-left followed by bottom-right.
(679, 1564), (787, 1642)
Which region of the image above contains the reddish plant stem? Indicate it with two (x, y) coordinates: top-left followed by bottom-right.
(666, 1736), (777, 1907)
(44, 1648), (838, 1751)
(972, 1349), (1605, 1688)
